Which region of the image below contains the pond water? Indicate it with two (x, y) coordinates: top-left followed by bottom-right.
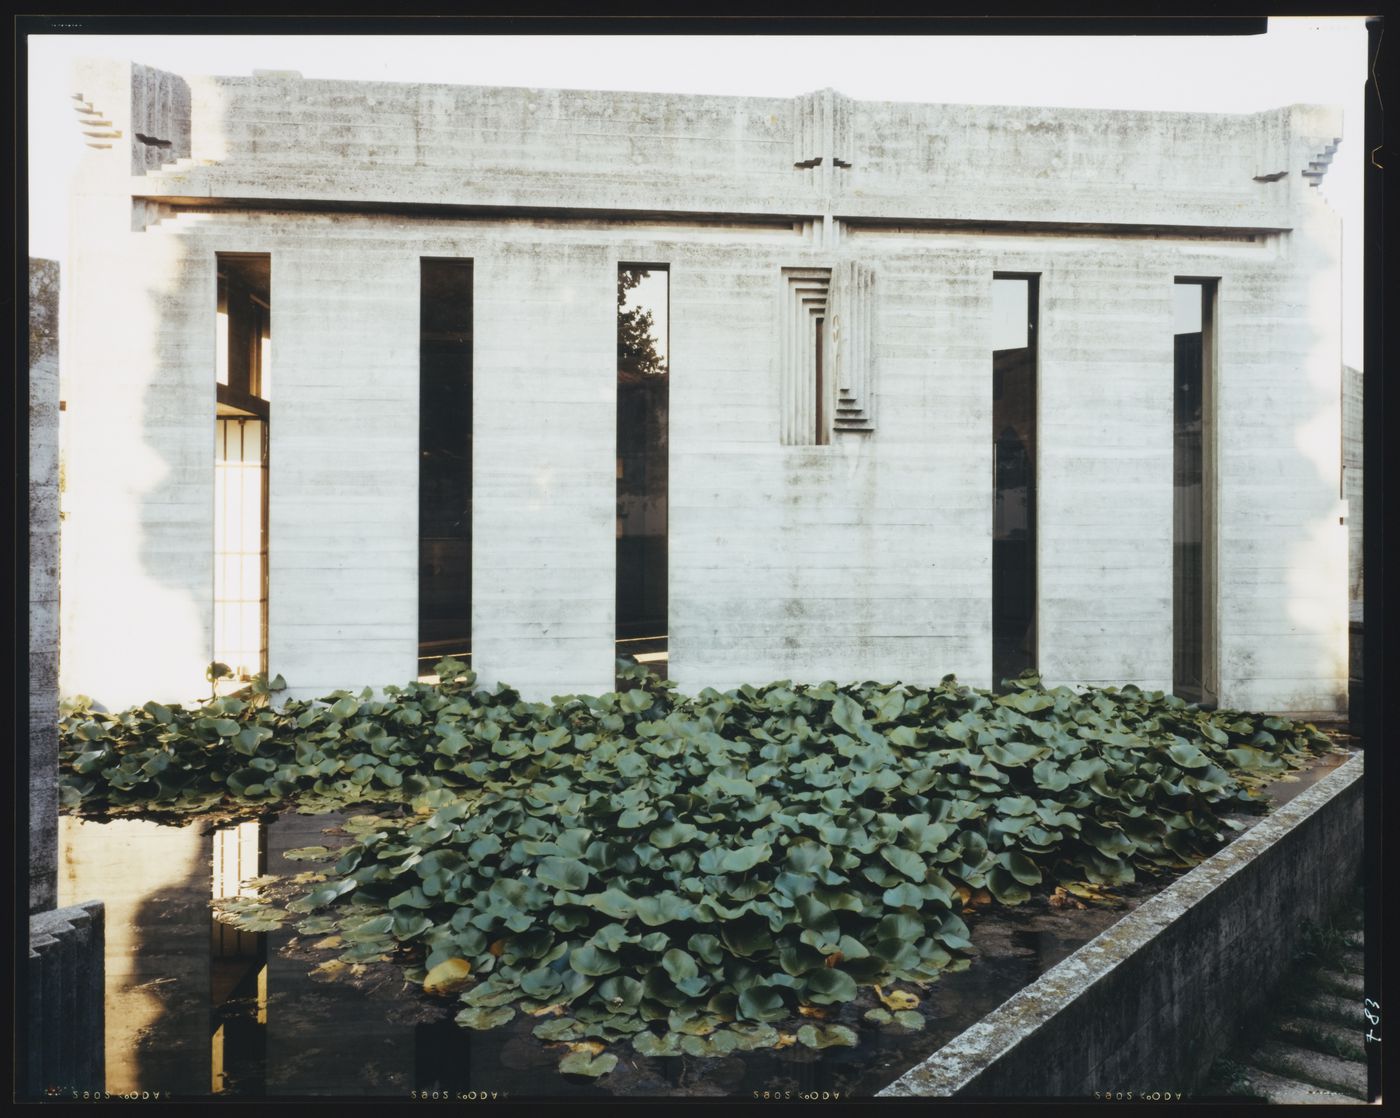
(56, 748), (1353, 1100)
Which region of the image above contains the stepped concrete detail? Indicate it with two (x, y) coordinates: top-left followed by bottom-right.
(1206, 893), (1370, 1103)
(1229, 1066), (1358, 1105)
(1251, 1039), (1366, 1098)
(1276, 1013), (1360, 1057)
(1316, 967), (1365, 998)
(1296, 989), (1361, 1028)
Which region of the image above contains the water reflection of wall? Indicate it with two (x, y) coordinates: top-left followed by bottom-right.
(58, 818), (211, 1094)
(263, 813), (420, 1095)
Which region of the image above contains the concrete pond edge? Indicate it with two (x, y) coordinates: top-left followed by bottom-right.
(877, 752), (1365, 1099)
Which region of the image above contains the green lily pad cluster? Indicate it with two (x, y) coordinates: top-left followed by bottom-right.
(59, 660), (1335, 1077)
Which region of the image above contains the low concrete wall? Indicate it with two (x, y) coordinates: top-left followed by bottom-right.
(879, 753), (1364, 1098)
(26, 901), (106, 1097)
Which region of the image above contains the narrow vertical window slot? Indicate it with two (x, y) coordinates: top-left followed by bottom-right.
(779, 269), (835, 445)
(617, 264), (669, 684)
(215, 288), (230, 386)
(214, 254), (270, 687)
(1173, 278), (1217, 705)
(419, 259), (474, 678)
(992, 273), (1038, 688)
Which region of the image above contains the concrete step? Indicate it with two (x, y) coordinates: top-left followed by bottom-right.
(1292, 988), (1357, 1028)
(1316, 967), (1364, 998)
(1275, 1015), (1367, 1061)
(1338, 947), (1365, 975)
(1232, 1065), (1361, 1105)
(1252, 1038), (1367, 1098)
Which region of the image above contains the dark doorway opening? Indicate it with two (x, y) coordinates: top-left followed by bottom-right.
(419, 259), (473, 676)
(992, 274), (1039, 688)
(1173, 278), (1217, 705)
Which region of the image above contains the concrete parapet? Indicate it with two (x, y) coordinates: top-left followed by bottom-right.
(879, 753), (1364, 1098)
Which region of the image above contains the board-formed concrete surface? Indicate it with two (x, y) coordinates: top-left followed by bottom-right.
(877, 753), (1364, 1098)
(29, 258), (60, 913)
(59, 59), (1348, 710)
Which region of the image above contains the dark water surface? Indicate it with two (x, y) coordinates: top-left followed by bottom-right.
(56, 749), (1352, 1100)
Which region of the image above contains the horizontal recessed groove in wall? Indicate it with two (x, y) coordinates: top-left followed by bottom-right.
(840, 217), (1284, 241)
(143, 196), (810, 230)
(141, 197), (1283, 242)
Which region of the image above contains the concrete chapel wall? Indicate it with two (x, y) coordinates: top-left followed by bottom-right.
(58, 59), (1348, 714)
(1213, 200), (1348, 713)
(60, 61), (215, 709)
(268, 236), (419, 698)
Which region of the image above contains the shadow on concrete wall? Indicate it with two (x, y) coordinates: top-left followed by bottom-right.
(59, 817), (213, 1095)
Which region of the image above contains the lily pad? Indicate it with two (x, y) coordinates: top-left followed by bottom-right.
(58, 656), (1333, 1079)
(796, 1024), (858, 1049)
(633, 1030), (683, 1057)
(875, 985), (919, 1011)
(454, 1005), (515, 1030)
(423, 958), (473, 996)
(283, 845), (337, 862)
(558, 1050), (618, 1078)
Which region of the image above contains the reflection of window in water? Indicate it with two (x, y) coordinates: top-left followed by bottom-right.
(211, 821), (267, 1093)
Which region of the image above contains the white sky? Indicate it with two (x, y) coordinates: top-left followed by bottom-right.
(26, 20), (1369, 367)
